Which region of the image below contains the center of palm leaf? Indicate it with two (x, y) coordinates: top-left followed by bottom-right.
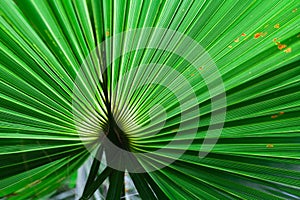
(105, 113), (131, 151)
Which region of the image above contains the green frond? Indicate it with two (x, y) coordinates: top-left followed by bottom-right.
(0, 0), (299, 199)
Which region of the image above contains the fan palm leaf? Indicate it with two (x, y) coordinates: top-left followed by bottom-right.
(0, 0), (299, 199)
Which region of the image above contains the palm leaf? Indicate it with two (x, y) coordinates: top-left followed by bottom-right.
(0, 0), (299, 199)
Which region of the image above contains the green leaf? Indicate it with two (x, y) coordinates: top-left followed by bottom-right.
(106, 170), (125, 200)
(0, 0), (299, 199)
(129, 173), (156, 200)
(80, 166), (112, 200)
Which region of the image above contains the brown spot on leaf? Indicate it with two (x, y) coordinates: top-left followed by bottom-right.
(292, 8), (298, 13)
(241, 33), (246, 36)
(254, 33), (262, 39)
(279, 111), (285, 115)
(28, 180), (41, 187)
(278, 44), (287, 50)
(266, 144), (274, 148)
(271, 115), (278, 119)
(5, 193), (18, 198)
(254, 32), (266, 39)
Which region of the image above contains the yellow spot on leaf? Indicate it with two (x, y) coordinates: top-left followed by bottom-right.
(266, 144), (274, 148)
(234, 38), (240, 42)
(292, 8), (298, 13)
(274, 24), (280, 29)
(228, 45), (232, 48)
(284, 48), (292, 53)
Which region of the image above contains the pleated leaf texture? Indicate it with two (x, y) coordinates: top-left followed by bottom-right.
(0, 0), (300, 199)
